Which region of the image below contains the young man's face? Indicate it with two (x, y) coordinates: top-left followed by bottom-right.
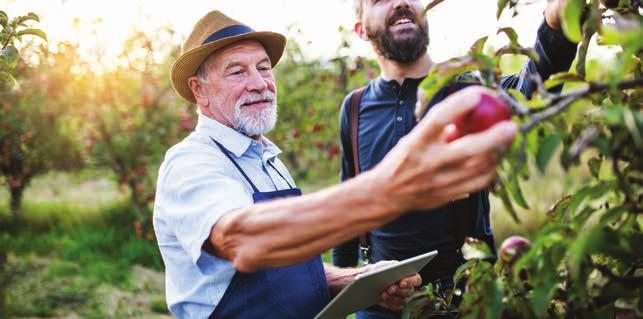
(358, 0), (429, 64)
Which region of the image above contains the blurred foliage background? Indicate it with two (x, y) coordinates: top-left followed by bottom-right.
(0, 6), (619, 319)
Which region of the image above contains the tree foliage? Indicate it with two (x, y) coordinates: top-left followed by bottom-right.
(406, 0), (642, 318)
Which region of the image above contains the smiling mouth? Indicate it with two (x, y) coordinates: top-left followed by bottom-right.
(392, 17), (414, 26)
(242, 99), (273, 107)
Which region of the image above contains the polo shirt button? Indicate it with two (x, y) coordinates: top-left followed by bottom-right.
(398, 100), (404, 105)
(397, 116), (403, 122)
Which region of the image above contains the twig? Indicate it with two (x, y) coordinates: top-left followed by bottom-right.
(569, 126), (599, 159)
(527, 72), (557, 100)
(521, 94), (578, 132)
(520, 78), (643, 133)
(612, 139), (643, 214)
(1, 31), (15, 51)
(423, 0), (446, 15)
(497, 88), (530, 115)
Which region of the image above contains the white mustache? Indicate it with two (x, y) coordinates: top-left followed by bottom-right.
(238, 91), (276, 106)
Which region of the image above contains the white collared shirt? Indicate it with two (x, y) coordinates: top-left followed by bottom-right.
(153, 113), (296, 319)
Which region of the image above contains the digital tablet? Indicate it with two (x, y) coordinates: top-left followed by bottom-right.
(315, 250), (438, 319)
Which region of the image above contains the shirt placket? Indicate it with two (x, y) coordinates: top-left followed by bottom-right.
(394, 83), (411, 139)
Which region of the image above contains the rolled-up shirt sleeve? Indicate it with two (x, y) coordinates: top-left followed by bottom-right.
(156, 148), (253, 274)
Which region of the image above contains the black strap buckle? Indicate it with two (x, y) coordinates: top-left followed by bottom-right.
(359, 244), (371, 265)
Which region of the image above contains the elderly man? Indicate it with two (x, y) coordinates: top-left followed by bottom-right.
(154, 10), (517, 319)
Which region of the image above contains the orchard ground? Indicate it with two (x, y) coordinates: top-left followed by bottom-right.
(0, 150), (592, 318)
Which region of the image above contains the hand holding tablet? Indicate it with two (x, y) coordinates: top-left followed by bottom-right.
(315, 251), (438, 319)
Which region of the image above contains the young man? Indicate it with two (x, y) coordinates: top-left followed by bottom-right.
(154, 10), (517, 319)
(333, 1), (577, 318)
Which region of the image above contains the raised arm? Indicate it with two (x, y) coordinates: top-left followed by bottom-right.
(206, 87), (518, 273)
(500, 0), (578, 96)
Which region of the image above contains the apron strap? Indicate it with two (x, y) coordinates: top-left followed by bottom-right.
(267, 160), (294, 189)
(210, 138), (261, 193)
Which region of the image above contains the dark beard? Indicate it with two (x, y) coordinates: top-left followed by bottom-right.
(366, 11), (429, 64)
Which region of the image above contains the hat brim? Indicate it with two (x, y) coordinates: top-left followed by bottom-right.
(171, 31), (286, 104)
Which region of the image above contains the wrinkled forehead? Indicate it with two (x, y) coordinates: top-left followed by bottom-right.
(212, 40), (270, 66)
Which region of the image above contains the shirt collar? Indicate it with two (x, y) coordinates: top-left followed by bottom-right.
(195, 113), (282, 160)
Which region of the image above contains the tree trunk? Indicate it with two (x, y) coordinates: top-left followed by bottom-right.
(9, 185), (24, 218)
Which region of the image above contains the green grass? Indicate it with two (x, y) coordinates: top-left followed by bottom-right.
(0, 170), (167, 318)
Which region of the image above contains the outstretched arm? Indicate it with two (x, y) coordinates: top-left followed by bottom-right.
(205, 87), (518, 273)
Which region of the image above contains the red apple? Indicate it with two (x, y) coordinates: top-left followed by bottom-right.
(499, 235), (532, 266)
(454, 93), (511, 135)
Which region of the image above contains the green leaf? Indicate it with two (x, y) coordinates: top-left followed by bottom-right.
(0, 71), (17, 87)
(561, 0), (585, 43)
(497, 27), (518, 46)
(599, 16), (642, 50)
(599, 205), (626, 225)
(496, 182), (521, 223)
(15, 28), (47, 41)
(0, 45), (19, 68)
(536, 133), (562, 173)
(484, 278), (505, 319)
(587, 157), (601, 178)
(469, 36), (488, 55)
(453, 259), (478, 284)
(0, 11), (8, 27)
(568, 181), (613, 215)
(544, 72), (586, 89)
(507, 175), (529, 209)
(623, 108), (643, 148)
(418, 57), (481, 114)
(13, 12), (40, 26)
(497, 0), (508, 19)
(494, 46), (540, 62)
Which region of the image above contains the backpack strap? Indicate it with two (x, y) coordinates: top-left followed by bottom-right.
(348, 87), (365, 176)
(347, 87), (371, 263)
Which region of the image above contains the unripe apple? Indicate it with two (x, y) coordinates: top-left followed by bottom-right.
(499, 235), (532, 266)
(454, 93), (511, 135)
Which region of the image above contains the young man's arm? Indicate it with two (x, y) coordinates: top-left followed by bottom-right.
(499, 1), (578, 96)
(205, 87), (518, 273)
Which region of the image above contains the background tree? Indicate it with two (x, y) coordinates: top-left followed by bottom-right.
(82, 29), (193, 238)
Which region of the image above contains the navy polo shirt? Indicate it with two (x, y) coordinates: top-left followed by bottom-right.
(332, 20), (577, 284)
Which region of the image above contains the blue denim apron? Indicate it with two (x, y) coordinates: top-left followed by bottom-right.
(209, 139), (329, 319)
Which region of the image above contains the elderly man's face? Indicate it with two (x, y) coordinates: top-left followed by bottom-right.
(359, 0), (429, 64)
(190, 40), (277, 137)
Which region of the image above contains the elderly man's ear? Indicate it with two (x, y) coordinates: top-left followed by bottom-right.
(188, 76), (210, 106)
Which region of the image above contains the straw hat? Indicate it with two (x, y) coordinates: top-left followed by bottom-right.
(171, 11), (286, 103)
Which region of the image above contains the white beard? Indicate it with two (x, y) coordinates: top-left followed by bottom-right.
(233, 91), (278, 137)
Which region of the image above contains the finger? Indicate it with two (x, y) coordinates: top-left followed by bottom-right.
(442, 151), (498, 173)
(414, 86), (491, 141)
(398, 274), (422, 289)
(387, 285), (397, 295)
(437, 168), (499, 200)
(390, 288), (415, 297)
(383, 295), (407, 305)
(425, 153), (498, 190)
(440, 120), (518, 165)
(379, 298), (406, 311)
(440, 123), (462, 143)
(378, 301), (404, 312)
